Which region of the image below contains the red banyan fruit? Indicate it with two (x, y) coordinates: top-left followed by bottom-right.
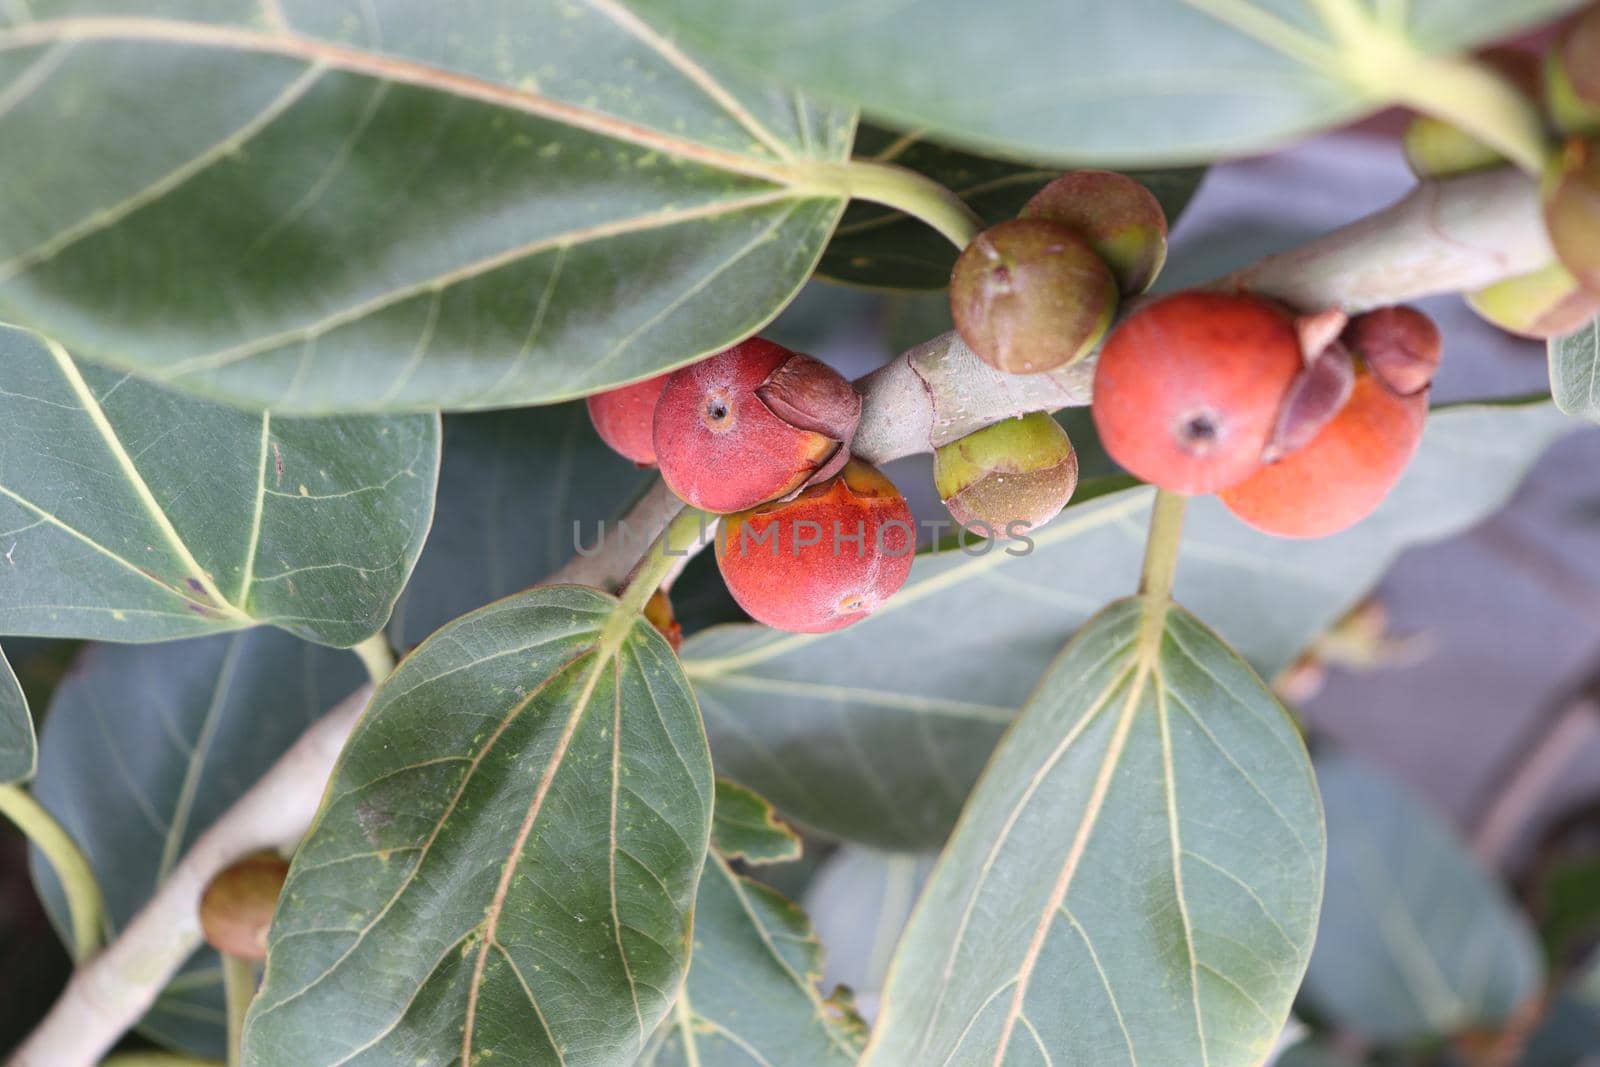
(654, 338), (860, 514)
(716, 460), (914, 633)
(1091, 291), (1304, 495)
(1219, 368), (1428, 538)
(586, 372), (671, 465)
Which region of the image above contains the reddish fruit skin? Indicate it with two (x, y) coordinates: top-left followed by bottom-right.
(653, 338), (860, 514)
(716, 460), (914, 634)
(1091, 291), (1303, 495)
(200, 853), (291, 961)
(586, 373), (671, 464)
(1219, 371), (1427, 538)
(644, 589), (683, 651)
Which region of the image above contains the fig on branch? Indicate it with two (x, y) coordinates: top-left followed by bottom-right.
(199, 852), (291, 961)
(1021, 170), (1169, 294)
(715, 459), (914, 633)
(586, 372), (672, 465)
(933, 412), (1078, 538)
(1220, 367), (1428, 539)
(1091, 291), (1303, 495)
(654, 338), (860, 514)
(1542, 136), (1600, 295)
(949, 218), (1118, 374)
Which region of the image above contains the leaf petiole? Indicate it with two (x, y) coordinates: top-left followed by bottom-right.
(0, 783), (104, 961)
(615, 505), (712, 621)
(1137, 489), (1188, 606)
(826, 159), (984, 251)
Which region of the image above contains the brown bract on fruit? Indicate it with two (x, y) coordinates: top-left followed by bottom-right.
(199, 852), (291, 961)
(933, 412), (1078, 538)
(1542, 137), (1600, 296)
(1220, 367), (1428, 539)
(949, 217), (1118, 374)
(1343, 306), (1442, 396)
(1021, 170), (1169, 294)
(1091, 291), (1303, 495)
(654, 338), (861, 514)
(716, 460), (914, 633)
(586, 372), (672, 465)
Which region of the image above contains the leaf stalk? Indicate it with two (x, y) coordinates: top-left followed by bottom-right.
(0, 783), (103, 961)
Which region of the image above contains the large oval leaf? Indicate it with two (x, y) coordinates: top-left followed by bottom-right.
(1302, 754), (1543, 1045)
(245, 585), (713, 1066)
(685, 399), (1573, 848)
(819, 125), (1205, 289)
(645, 785), (864, 1067)
(1550, 319), (1600, 423)
(0, 646), (31, 784)
(0, 326), (438, 646)
(862, 596), (1324, 1066)
(388, 405), (652, 650)
(29, 630), (365, 1058)
(0, 3), (853, 413)
(631, 0), (1578, 163)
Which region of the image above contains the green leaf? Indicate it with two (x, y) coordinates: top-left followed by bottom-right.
(821, 124), (1205, 289)
(644, 853), (865, 1067)
(1274, 1040), (1359, 1067)
(1303, 754), (1543, 1045)
(388, 405), (652, 650)
(0, 645), (33, 784)
(684, 399), (1572, 848)
(0, 4), (854, 413)
(29, 630), (365, 1058)
(1549, 319), (1600, 423)
(245, 585), (713, 1066)
(630, 0), (1576, 164)
(862, 596), (1324, 1067)
(712, 778), (801, 865)
(0, 326), (438, 646)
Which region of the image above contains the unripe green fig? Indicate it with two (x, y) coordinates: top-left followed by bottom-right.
(1404, 48), (1542, 177)
(200, 852), (290, 961)
(1547, 9), (1600, 135)
(1466, 260), (1600, 339)
(933, 412), (1079, 538)
(1021, 171), (1169, 294)
(1543, 136), (1600, 296)
(949, 218), (1118, 375)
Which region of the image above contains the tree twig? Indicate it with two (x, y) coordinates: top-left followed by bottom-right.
(7, 686), (372, 1067)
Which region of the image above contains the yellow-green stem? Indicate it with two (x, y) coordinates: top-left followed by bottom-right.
(1395, 53), (1550, 176)
(0, 783), (103, 961)
(832, 159), (984, 251)
(1138, 490), (1188, 604)
(617, 506), (709, 619)
(222, 953), (255, 1067)
(351, 633), (395, 685)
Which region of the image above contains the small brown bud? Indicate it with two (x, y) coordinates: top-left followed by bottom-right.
(643, 589), (683, 652)
(1262, 341), (1355, 464)
(200, 853), (290, 961)
(1343, 306), (1442, 397)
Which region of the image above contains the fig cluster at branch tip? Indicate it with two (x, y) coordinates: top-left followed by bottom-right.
(716, 459), (915, 634)
(652, 338), (861, 515)
(934, 412), (1079, 538)
(199, 852), (291, 961)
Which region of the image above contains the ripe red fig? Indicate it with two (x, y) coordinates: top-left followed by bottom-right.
(654, 338), (860, 514)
